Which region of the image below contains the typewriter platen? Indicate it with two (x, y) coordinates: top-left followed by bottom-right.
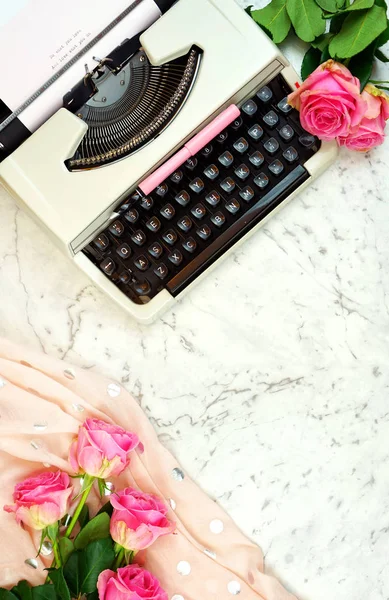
(0, 0), (338, 323)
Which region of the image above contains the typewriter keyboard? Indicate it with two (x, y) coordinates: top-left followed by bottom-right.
(83, 74), (320, 304)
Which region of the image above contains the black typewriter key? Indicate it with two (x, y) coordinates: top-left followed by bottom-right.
(283, 146), (299, 163)
(239, 186), (255, 203)
(263, 110), (279, 128)
(154, 264), (169, 280)
(249, 151), (265, 168)
(131, 230), (147, 246)
(264, 137), (280, 155)
(175, 191), (191, 207)
(134, 255), (149, 271)
(242, 99), (258, 116)
(160, 203), (176, 220)
(133, 279), (151, 296)
(233, 138), (249, 154)
(256, 86), (273, 103)
(109, 220), (124, 237)
(225, 198), (241, 214)
(203, 164), (219, 180)
(299, 134), (316, 147)
(130, 191), (142, 203)
(182, 237), (197, 253)
(220, 177), (236, 193)
(196, 225), (212, 240)
(205, 190), (221, 207)
(170, 170), (184, 184)
(116, 243), (132, 260)
(93, 234), (109, 251)
(218, 151), (234, 167)
(146, 216), (161, 232)
(185, 157), (198, 170)
(211, 211), (226, 228)
(201, 144), (213, 157)
(119, 271), (131, 285)
(216, 130), (228, 143)
(189, 177), (205, 194)
(177, 216), (193, 233)
(163, 229), (178, 246)
(248, 124), (263, 141)
(279, 124), (294, 141)
(231, 116), (243, 130)
(191, 203), (207, 220)
(156, 184), (169, 197)
(168, 250), (184, 266)
(277, 97), (292, 113)
(100, 257), (116, 276)
(269, 159), (284, 176)
(234, 164), (250, 181)
(254, 173), (270, 189)
(125, 209), (139, 224)
(140, 197), (154, 211)
(148, 242), (164, 259)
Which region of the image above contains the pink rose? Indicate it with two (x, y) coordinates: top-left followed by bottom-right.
(288, 60), (366, 140)
(338, 84), (389, 151)
(98, 566), (168, 600)
(3, 471), (73, 530)
(110, 488), (175, 551)
(69, 418), (140, 479)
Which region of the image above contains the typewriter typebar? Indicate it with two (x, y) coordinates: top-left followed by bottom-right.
(0, 0), (338, 323)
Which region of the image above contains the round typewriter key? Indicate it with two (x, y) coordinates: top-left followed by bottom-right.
(156, 184), (169, 197)
(154, 264), (169, 280)
(283, 147), (299, 163)
(201, 144), (213, 157)
(233, 138), (249, 154)
(133, 279), (151, 296)
(256, 86), (273, 103)
(211, 212), (226, 228)
(299, 134), (316, 147)
(182, 237), (197, 253)
(125, 209), (139, 224)
(185, 157), (198, 170)
(168, 250), (183, 266)
(140, 197), (154, 210)
(189, 177), (205, 194)
(220, 177), (236, 193)
(242, 99), (258, 116)
(148, 242), (164, 259)
(177, 216), (193, 233)
(277, 96), (292, 113)
(109, 220), (124, 237)
(203, 164), (219, 180)
(254, 173), (270, 189)
(146, 216), (161, 232)
(160, 203), (176, 220)
(225, 198), (241, 214)
(131, 230), (147, 246)
(163, 229), (178, 246)
(239, 186), (255, 203)
(116, 243), (132, 259)
(269, 159), (284, 176)
(191, 203), (207, 219)
(134, 255), (149, 271)
(175, 191), (191, 207)
(93, 234), (109, 251)
(231, 116), (243, 130)
(100, 257), (116, 276)
(234, 164), (250, 180)
(263, 110), (279, 128)
(205, 190), (221, 207)
(279, 124), (294, 141)
(170, 170), (184, 184)
(196, 225), (212, 240)
(264, 137), (280, 155)
(119, 271), (131, 284)
(249, 151), (264, 168)
(218, 151), (234, 168)
(248, 124), (263, 141)
(216, 130), (228, 143)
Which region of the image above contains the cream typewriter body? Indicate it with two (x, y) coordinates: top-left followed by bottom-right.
(0, 0), (337, 323)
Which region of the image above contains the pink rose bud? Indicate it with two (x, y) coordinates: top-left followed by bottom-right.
(288, 60), (367, 141)
(69, 418), (140, 479)
(110, 487), (175, 551)
(3, 471), (73, 530)
(98, 565), (168, 600)
(338, 84), (389, 151)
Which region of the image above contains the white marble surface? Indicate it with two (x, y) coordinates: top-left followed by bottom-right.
(1, 3), (389, 598)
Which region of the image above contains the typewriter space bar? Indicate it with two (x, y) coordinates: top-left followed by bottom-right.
(167, 165), (309, 296)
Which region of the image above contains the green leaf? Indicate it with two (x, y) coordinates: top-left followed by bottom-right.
(97, 501), (113, 518)
(79, 539), (115, 595)
(376, 22), (389, 46)
(341, 0), (374, 10)
(321, 45), (332, 60)
(348, 41), (376, 89)
(330, 12), (348, 31)
(251, 0), (291, 43)
(329, 6), (387, 57)
(286, 0), (326, 42)
(47, 569), (71, 600)
(63, 552), (79, 597)
(59, 538), (74, 564)
(301, 47), (322, 79)
(374, 0), (387, 8)
(245, 5), (253, 15)
(74, 513), (110, 550)
(46, 523), (59, 544)
(375, 48), (389, 61)
(315, 0), (339, 12)
(11, 582), (32, 600)
(78, 505), (89, 529)
(0, 590), (19, 600)
(31, 586), (56, 600)
(311, 32), (334, 49)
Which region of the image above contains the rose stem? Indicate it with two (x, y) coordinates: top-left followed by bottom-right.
(113, 547), (125, 570)
(65, 474), (95, 538)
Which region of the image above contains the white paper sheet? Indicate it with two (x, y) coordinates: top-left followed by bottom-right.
(0, 0), (161, 131)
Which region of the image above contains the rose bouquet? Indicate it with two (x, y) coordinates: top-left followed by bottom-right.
(2, 418), (175, 600)
(247, 0), (389, 151)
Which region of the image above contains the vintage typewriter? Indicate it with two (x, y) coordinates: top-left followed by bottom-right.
(0, 0), (337, 323)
